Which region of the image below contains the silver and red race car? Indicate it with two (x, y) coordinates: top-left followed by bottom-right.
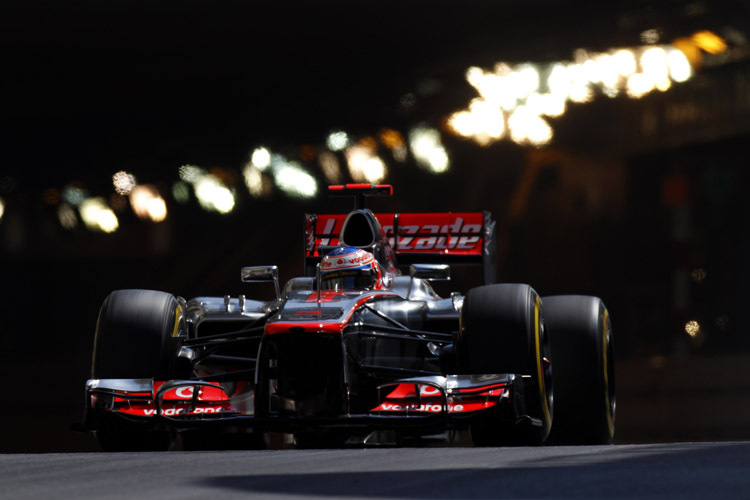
(80, 184), (615, 450)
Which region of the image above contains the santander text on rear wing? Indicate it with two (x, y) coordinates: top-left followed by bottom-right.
(305, 211), (496, 285)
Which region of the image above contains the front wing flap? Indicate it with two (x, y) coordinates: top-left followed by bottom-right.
(82, 372), (540, 435)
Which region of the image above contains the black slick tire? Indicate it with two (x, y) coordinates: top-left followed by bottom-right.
(459, 284), (553, 446)
(543, 295), (615, 445)
(90, 289), (184, 451)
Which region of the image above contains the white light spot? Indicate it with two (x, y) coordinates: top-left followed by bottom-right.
(251, 147), (272, 171)
(79, 197), (119, 233)
(345, 146), (387, 182)
(409, 127), (450, 173)
(274, 162), (318, 198)
(112, 171), (137, 196)
(668, 48), (693, 83)
(194, 175), (235, 214)
(326, 131), (350, 152)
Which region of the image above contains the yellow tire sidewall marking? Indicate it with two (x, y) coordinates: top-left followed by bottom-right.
(172, 304), (183, 338)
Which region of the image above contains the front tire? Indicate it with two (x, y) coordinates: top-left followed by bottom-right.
(91, 289), (185, 451)
(544, 295), (615, 445)
(459, 284), (552, 446)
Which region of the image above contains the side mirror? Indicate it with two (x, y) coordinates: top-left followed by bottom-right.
(241, 265), (281, 300)
(409, 264), (450, 281)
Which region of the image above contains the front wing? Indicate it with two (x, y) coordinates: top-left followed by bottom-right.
(81, 374), (544, 435)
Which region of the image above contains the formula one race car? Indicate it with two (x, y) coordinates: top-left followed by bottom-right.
(80, 184), (615, 450)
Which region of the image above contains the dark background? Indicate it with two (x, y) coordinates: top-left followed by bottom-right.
(3, 0), (750, 452)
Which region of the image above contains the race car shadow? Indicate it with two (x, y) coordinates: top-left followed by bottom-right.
(195, 442), (750, 499)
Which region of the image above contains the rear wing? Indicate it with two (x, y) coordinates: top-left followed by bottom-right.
(304, 211), (496, 285)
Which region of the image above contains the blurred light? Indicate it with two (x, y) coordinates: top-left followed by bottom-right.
(691, 268), (707, 283)
(194, 175), (235, 214)
(0, 197), (4, 221)
(507, 107), (553, 146)
(274, 161), (318, 198)
(641, 46), (671, 92)
(672, 37), (703, 70)
(112, 171), (137, 195)
(242, 163), (264, 197)
(526, 93), (566, 118)
(379, 129), (408, 162)
(318, 152), (343, 184)
(447, 100), (505, 146)
(379, 128), (405, 149)
(684, 320), (701, 338)
(129, 185), (168, 222)
(326, 131), (350, 152)
(512, 64), (540, 98)
(57, 204), (78, 230)
(42, 188), (62, 205)
(172, 181), (190, 204)
(613, 49), (637, 77)
(567, 64), (594, 103)
(640, 28), (661, 45)
(626, 72), (654, 98)
(547, 63), (571, 99)
(448, 43), (693, 146)
(179, 165), (205, 183)
(62, 185), (87, 206)
(345, 145), (387, 183)
(408, 127), (450, 173)
(80, 197), (119, 233)
(667, 47), (693, 82)
(358, 136), (378, 151)
(691, 30), (727, 55)
(251, 147), (272, 171)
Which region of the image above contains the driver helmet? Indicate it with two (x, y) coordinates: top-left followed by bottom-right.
(320, 247), (383, 291)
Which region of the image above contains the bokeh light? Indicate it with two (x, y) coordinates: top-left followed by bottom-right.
(57, 203), (78, 230)
(79, 197), (119, 233)
(172, 181), (191, 204)
(448, 42), (696, 146)
(345, 145), (387, 183)
(273, 161), (318, 198)
(685, 320), (701, 338)
(242, 162), (265, 197)
(408, 127), (450, 173)
(318, 151), (343, 184)
(326, 131), (350, 152)
(129, 185), (168, 222)
(251, 147), (272, 171)
(62, 185), (88, 206)
(194, 175), (236, 214)
(112, 171), (137, 195)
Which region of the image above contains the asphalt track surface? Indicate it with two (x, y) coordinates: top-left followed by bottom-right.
(2, 442), (750, 500)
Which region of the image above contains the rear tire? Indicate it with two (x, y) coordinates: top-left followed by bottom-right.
(544, 295), (615, 445)
(459, 284), (552, 446)
(91, 289), (185, 451)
